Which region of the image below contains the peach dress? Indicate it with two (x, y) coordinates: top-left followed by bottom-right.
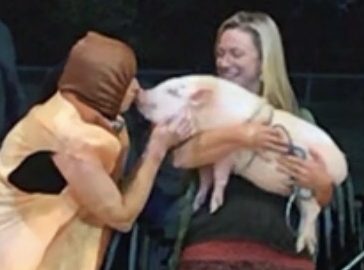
(0, 92), (128, 270)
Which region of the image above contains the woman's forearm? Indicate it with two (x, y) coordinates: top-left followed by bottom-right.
(54, 140), (167, 232)
(110, 140), (166, 229)
(314, 180), (334, 207)
(173, 125), (245, 168)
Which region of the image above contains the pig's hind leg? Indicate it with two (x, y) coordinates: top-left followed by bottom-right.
(296, 199), (320, 256)
(210, 156), (235, 213)
(194, 166), (214, 212)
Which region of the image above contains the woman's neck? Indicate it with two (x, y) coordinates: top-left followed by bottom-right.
(60, 91), (113, 133)
(245, 80), (261, 96)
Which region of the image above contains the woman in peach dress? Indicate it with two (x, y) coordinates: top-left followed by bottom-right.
(0, 32), (192, 270)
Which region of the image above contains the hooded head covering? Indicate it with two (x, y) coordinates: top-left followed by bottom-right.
(58, 31), (137, 119)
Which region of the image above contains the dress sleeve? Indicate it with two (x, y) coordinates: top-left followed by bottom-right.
(59, 123), (123, 175)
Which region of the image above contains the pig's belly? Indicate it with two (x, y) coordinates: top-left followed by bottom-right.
(234, 152), (292, 196)
(233, 109), (348, 194)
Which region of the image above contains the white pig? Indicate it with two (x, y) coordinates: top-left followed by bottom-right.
(136, 74), (348, 255)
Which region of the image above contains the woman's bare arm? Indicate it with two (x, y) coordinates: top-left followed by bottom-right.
(53, 111), (193, 231)
(53, 138), (166, 232)
(173, 123), (286, 168)
(173, 126), (242, 168)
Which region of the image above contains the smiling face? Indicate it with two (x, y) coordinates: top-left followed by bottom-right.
(215, 28), (262, 94)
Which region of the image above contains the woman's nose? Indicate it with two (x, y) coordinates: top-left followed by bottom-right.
(216, 55), (231, 70)
(136, 88), (146, 104)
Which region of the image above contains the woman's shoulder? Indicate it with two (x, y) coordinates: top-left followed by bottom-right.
(29, 93), (122, 172)
(299, 107), (316, 124)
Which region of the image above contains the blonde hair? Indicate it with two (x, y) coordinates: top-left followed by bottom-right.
(216, 11), (299, 114)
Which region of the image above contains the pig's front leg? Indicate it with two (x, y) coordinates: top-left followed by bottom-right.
(194, 166), (214, 212)
(210, 155), (235, 213)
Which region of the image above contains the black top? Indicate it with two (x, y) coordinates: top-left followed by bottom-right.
(123, 105), (193, 236)
(185, 174), (308, 257)
(9, 151), (67, 194)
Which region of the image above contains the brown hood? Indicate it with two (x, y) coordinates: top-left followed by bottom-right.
(58, 31), (137, 119)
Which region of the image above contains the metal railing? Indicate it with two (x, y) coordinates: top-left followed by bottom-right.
(17, 66), (364, 105)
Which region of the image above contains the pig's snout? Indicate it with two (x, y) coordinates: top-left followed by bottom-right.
(136, 89), (156, 117)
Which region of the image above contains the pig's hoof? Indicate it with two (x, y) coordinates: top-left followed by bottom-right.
(209, 194), (224, 214)
(296, 236), (305, 253)
(296, 229), (317, 255)
(306, 235), (317, 256)
(193, 195), (206, 212)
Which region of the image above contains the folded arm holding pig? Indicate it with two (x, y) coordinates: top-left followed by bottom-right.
(172, 114), (334, 207)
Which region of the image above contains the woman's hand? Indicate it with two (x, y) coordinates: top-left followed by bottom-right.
(276, 148), (334, 206)
(148, 109), (195, 159)
(239, 122), (288, 153)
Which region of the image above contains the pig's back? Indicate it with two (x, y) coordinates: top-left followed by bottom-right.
(192, 78), (265, 130)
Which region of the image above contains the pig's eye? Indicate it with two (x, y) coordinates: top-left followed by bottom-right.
(167, 88), (181, 98)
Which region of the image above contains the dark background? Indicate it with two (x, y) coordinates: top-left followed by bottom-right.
(1, 0), (364, 72)
(1, 0), (363, 193)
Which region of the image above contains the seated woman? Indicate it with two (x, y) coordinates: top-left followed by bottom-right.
(171, 11), (334, 270)
(0, 32), (192, 270)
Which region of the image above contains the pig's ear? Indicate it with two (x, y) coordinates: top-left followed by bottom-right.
(189, 88), (212, 107)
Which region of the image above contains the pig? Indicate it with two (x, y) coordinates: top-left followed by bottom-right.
(136, 74), (348, 255)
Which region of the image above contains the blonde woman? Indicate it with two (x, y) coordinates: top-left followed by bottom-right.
(173, 11), (333, 270)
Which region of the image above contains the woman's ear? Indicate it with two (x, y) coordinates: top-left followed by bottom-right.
(189, 88), (213, 108)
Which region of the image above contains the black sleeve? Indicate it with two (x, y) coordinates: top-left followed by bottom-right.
(9, 151), (67, 194)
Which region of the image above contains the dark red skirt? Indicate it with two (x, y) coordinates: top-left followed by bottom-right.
(179, 240), (315, 270)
